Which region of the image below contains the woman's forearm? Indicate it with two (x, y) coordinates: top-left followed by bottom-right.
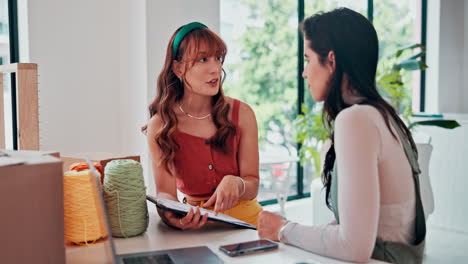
(238, 175), (259, 200)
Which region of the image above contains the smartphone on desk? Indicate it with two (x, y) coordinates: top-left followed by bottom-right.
(219, 239), (279, 257)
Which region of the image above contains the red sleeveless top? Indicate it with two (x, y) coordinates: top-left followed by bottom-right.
(173, 99), (241, 197)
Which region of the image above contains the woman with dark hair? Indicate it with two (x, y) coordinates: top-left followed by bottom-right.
(144, 22), (262, 229)
(257, 8), (426, 263)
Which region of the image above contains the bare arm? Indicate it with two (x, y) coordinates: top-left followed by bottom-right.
(237, 101), (260, 200)
(203, 101), (260, 212)
(146, 115), (178, 202)
(147, 115), (208, 229)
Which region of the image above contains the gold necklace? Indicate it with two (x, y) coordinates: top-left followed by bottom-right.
(179, 105), (211, 120)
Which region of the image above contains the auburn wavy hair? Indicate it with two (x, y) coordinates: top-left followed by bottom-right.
(142, 26), (236, 175)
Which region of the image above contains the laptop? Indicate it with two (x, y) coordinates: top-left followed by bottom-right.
(85, 158), (224, 264)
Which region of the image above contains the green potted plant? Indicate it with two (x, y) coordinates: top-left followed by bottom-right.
(294, 103), (328, 179)
(377, 43), (460, 130)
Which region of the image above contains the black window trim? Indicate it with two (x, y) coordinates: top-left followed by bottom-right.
(4, 0), (20, 149)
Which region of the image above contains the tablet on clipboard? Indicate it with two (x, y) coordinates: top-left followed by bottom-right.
(146, 195), (257, 230)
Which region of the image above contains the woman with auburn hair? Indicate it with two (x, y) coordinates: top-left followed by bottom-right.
(257, 8), (426, 264)
(144, 22), (262, 229)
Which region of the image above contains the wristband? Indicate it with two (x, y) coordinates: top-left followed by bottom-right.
(278, 221), (292, 243)
(238, 177), (246, 196)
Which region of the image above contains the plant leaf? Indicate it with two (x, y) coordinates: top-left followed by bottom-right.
(396, 43), (423, 58)
(398, 59), (422, 71)
(311, 149), (321, 179)
(407, 51), (424, 60)
(408, 120), (461, 130)
(419, 61), (428, 70)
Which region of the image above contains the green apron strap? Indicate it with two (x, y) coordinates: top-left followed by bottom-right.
(330, 162), (339, 223)
(388, 118), (426, 244)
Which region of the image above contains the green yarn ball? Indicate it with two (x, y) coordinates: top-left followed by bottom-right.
(103, 159), (148, 238)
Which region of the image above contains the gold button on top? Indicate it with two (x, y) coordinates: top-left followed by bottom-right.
(208, 164), (214, 170)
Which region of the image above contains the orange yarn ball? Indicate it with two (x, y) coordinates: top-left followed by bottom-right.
(63, 170), (106, 244)
(69, 162), (104, 183)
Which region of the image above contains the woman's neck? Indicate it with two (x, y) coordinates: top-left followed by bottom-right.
(179, 93), (212, 116)
(341, 75), (365, 105)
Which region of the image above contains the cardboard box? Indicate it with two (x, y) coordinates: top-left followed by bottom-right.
(61, 152), (140, 172)
(0, 149), (64, 264)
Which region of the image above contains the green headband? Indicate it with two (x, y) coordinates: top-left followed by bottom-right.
(172, 22), (208, 59)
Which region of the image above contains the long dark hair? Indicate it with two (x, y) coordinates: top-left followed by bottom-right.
(300, 8), (418, 208)
(142, 26), (236, 175)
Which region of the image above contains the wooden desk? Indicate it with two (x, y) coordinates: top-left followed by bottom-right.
(66, 205), (387, 264)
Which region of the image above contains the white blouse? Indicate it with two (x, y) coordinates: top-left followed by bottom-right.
(281, 105), (416, 263)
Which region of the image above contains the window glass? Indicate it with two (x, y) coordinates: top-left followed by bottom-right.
(221, 0), (298, 201)
(373, 0), (422, 112)
(0, 0), (13, 149)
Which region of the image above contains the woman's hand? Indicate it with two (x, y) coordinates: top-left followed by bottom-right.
(257, 211), (288, 241)
(158, 207), (209, 230)
(203, 175), (243, 213)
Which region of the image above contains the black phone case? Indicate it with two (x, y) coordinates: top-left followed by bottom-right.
(219, 241), (278, 257)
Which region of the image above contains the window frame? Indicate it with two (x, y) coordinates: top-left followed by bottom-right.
(2, 0), (20, 149)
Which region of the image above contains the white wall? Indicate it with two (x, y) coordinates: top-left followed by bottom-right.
(17, 0), (29, 62)
(119, 0), (147, 155)
(426, 0), (468, 114)
(424, 0), (468, 235)
(419, 115), (468, 233)
(24, 0), (220, 194)
(27, 0), (121, 153)
(119, 0), (150, 189)
(438, 0), (465, 113)
(465, 1), (468, 113)
(146, 0), (220, 105)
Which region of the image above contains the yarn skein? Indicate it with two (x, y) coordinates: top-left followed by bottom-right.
(103, 159), (148, 238)
(63, 170), (106, 244)
(69, 162), (104, 183)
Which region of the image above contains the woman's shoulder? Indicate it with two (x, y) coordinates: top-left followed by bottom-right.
(335, 105), (384, 158)
(335, 104), (381, 129)
(226, 96), (254, 114)
(226, 96), (256, 126)
(146, 114), (164, 136)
